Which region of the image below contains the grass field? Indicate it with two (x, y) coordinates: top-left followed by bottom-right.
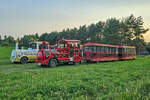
(0, 46), (14, 59)
(0, 47), (150, 99)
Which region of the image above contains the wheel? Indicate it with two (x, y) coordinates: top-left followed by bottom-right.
(20, 57), (28, 64)
(48, 59), (57, 68)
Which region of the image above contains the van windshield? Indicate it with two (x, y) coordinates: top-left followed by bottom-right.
(29, 43), (37, 49)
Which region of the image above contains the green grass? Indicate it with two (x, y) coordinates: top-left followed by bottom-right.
(0, 47), (150, 99)
(0, 46), (14, 59)
(0, 57), (150, 100)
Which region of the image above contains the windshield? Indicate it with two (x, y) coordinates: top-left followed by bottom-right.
(58, 41), (67, 48)
(29, 43), (37, 49)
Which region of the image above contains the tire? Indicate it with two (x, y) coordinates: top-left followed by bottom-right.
(20, 57), (28, 64)
(48, 59), (57, 68)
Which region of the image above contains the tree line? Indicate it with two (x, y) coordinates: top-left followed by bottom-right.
(0, 14), (150, 53)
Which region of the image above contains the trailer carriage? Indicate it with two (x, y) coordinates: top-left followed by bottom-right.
(82, 42), (136, 62)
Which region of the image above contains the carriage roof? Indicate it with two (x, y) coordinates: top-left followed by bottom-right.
(84, 42), (135, 48)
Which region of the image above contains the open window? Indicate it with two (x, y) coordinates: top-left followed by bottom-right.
(75, 42), (80, 48)
(58, 41), (67, 48)
(69, 42), (74, 49)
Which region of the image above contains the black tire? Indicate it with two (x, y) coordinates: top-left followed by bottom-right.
(48, 59), (57, 68)
(20, 57), (28, 64)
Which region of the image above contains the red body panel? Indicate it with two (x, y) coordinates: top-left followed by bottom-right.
(83, 42), (136, 62)
(121, 56), (136, 60)
(84, 57), (119, 62)
(36, 40), (82, 66)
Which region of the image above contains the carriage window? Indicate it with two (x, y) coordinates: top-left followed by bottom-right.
(89, 47), (93, 52)
(91, 47), (94, 52)
(84, 46), (90, 52)
(101, 47), (104, 53)
(126, 48), (128, 53)
(110, 47), (113, 53)
(107, 47), (109, 53)
(124, 48), (126, 53)
(108, 47), (110, 53)
(112, 47), (115, 53)
(109, 47), (111, 53)
(97, 47), (101, 52)
(116, 48), (118, 53)
(133, 48), (135, 53)
(105, 47), (108, 53)
(94, 46), (96, 53)
(111, 48), (114, 53)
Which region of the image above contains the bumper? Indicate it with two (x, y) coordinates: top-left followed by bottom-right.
(36, 60), (48, 66)
(11, 58), (20, 63)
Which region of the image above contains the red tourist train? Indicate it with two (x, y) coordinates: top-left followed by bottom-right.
(36, 39), (136, 67)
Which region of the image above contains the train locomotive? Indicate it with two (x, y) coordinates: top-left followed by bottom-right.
(36, 39), (136, 67)
(11, 41), (49, 64)
(36, 40), (82, 67)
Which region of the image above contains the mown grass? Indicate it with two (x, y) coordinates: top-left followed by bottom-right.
(0, 47), (150, 99)
(0, 56), (150, 100)
(0, 46), (14, 59)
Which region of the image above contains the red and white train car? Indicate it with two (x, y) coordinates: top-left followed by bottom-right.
(119, 45), (136, 60)
(82, 42), (136, 62)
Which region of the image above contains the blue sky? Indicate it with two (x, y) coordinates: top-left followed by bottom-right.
(0, 0), (150, 41)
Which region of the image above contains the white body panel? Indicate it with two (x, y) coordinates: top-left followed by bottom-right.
(10, 42), (49, 63)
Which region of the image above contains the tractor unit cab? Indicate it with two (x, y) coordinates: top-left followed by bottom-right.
(36, 39), (82, 67)
(11, 41), (49, 64)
